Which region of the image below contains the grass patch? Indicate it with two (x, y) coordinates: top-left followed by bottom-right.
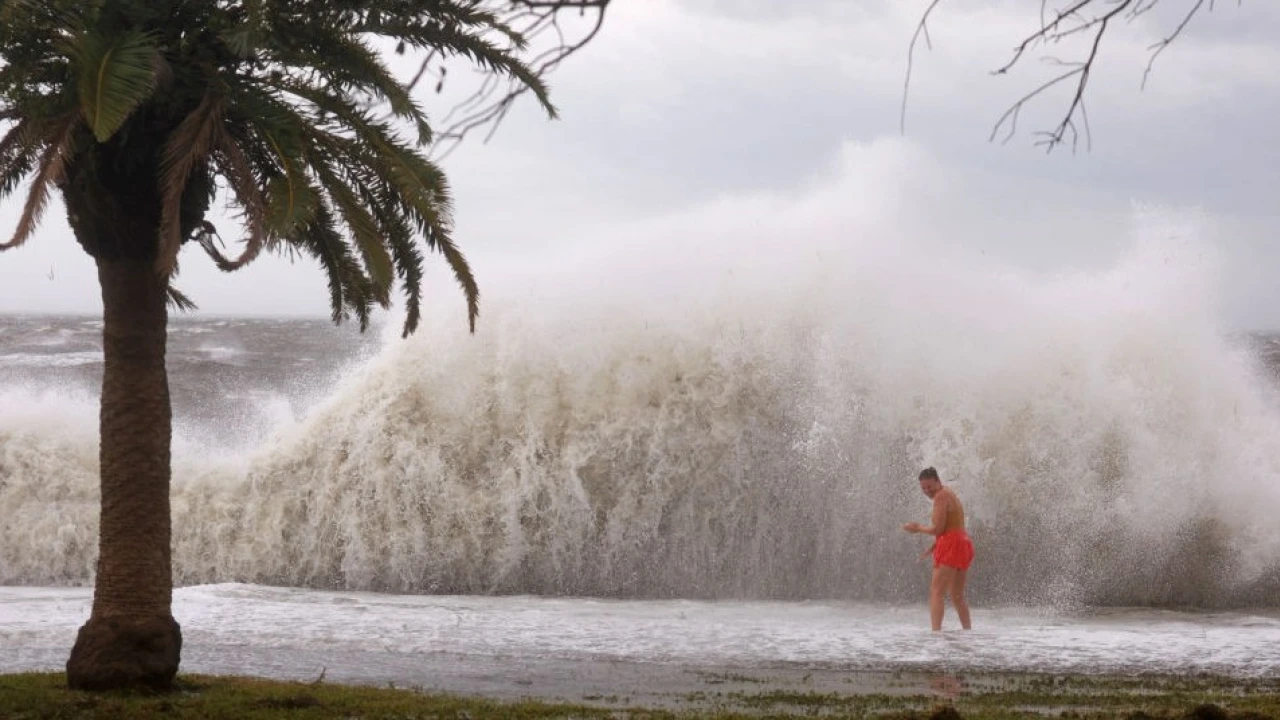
(0, 672), (1277, 719)
(0, 674), (650, 720)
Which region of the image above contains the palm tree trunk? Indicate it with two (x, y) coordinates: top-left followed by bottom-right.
(65, 256), (181, 690)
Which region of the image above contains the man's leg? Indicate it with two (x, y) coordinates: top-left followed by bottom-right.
(930, 565), (954, 631)
(950, 569), (971, 630)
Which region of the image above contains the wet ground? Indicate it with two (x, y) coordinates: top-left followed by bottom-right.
(4, 584), (1278, 707)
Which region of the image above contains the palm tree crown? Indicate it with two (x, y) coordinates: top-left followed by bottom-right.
(0, 0), (554, 333)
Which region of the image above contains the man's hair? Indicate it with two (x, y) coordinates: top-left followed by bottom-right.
(918, 467), (939, 481)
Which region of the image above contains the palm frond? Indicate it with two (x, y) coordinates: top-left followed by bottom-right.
(166, 285), (198, 312)
(226, 82), (317, 240)
(0, 117), (40, 197)
(68, 29), (158, 142)
(297, 199), (377, 330)
(0, 0), (86, 27)
(0, 111), (76, 250)
(367, 17), (557, 120)
(313, 158), (394, 305)
(314, 123), (474, 334)
(157, 91), (225, 275)
(275, 29), (417, 120)
(0, 143), (37, 198)
(266, 76), (411, 148)
(220, 0), (264, 58)
(367, 189), (425, 337)
(352, 133), (454, 229)
(427, 224), (479, 333)
(337, 158), (429, 337)
(208, 132), (269, 271)
(264, 171), (317, 239)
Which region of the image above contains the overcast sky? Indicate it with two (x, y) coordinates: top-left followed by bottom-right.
(1, 1), (1278, 329)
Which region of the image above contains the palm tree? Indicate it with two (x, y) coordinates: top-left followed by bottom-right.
(0, 0), (556, 690)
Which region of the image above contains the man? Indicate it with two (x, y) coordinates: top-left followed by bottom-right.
(902, 467), (973, 631)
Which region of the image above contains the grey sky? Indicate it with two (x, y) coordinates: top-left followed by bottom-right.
(1, 1), (1277, 328)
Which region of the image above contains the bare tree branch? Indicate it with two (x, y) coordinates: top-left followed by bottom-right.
(903, 0), (1233, 152)
(901, 0), (942, 134)
(1141, 0), (1208, 89)
(409, 0), (611, 160)
(1015, 1), (1129, 152)
(1128, 0), (1166, 22)
(997, 0), (1098, 74)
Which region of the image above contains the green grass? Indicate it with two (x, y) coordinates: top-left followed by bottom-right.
(0, 673), (630, 720)
(1, 672), (1277, 719)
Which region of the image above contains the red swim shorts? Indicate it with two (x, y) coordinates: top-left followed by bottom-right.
(934, 530), (975, 571)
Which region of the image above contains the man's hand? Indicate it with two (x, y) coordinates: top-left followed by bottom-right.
(919, 547), (933, 563)
(902, 522), (922, 533)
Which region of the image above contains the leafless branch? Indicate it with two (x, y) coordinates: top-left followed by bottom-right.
(997, 0), (1098, 74)
(903, 0), (1231, 152)
(1141, 0), (1208, 89)
(900, 0), (942, 134)
(409, 0), (611, 160)
(1128, 0), (1165, 22)
(1012, 1), (1128, 152)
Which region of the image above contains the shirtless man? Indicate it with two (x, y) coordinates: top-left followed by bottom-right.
(902, 467), (973, 631)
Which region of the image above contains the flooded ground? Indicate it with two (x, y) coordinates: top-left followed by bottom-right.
(4, 584), (1278, 706)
